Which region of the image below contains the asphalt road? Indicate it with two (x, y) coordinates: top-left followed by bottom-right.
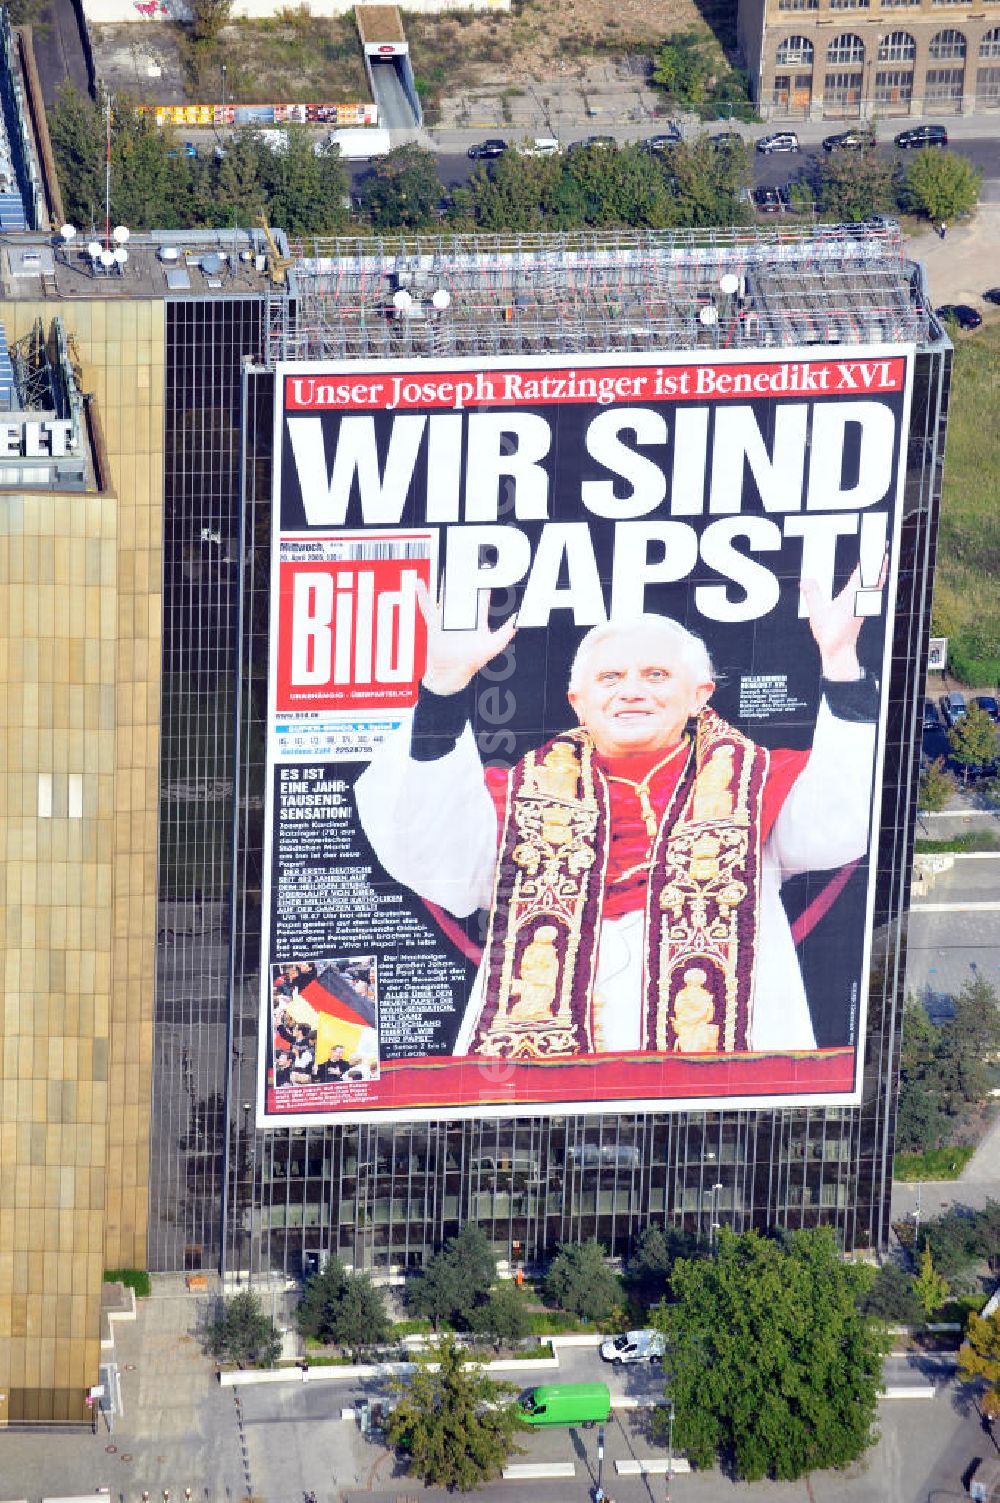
(350, 134), (1000, 220)
(906, 852), (1000, 1006)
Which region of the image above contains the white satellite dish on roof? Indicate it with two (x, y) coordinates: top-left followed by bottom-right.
(431, 288), (451, 310)
(59, 224), (77, 241)
(113, 247), (128, 266)
(113, 225), (130, 244)
(100, 248), (115, 268)
(392, 289), (413, 311)
(699, 305), (719, 326)
(719, 273), (740, 296)
(87, 240), (102, 259)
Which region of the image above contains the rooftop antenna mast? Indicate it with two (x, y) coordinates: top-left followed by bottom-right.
(104, 94), (111, 252)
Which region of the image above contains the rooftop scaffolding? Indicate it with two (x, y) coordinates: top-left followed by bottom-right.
(273, 223), (930, 366)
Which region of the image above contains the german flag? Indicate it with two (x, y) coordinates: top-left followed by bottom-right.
(298, 965), (376, 1065)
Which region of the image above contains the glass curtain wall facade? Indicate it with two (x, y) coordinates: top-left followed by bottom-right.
(149, 296), (263, 1273)
(205, 342), (950, 1281)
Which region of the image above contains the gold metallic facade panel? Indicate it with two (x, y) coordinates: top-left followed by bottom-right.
(0, 300), (165, 1424)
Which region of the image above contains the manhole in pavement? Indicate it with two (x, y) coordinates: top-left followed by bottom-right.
(121, 1454), (133, 1462)
(106, 1444), (117, 1453)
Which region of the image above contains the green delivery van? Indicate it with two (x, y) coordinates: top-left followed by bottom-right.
(520, 1382), (611, 1427)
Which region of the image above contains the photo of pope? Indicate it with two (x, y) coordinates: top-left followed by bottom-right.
(355, 562), (883, 1064)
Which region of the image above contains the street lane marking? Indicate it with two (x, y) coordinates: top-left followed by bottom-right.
(908, 895), (1000, 907)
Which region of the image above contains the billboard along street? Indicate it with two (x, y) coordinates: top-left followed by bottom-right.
(259, 347), (913, 1125)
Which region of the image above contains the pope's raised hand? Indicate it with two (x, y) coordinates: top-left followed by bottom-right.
(417, 579), (518, 696)
(800, 554), (886, 683)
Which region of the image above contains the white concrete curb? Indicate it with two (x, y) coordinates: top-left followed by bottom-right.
(502, 1463), (577, 1480)
(883, 1385), (936, 1399)
(219, 1354), (558, 1386)
(615, 1459), (692, 1476)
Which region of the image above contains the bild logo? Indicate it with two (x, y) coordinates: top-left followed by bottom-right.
(277, 558), (429, 711)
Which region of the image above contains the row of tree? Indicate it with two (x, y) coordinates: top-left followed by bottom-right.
(896, 977), (1000, 1155)
(50, 87), (982, 240)
(207, 1218), (1000, 1488)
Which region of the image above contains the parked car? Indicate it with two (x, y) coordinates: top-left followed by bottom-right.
(756, 131), (799, 154)
(984, 288), (1000, 306)
(753, 185), (789, 213)
(922, 699), (940, 731)
(643, 124), (682, 151)
(822, 129), (875, 151)
(518, 136), (561, 156)
(940, 691), (968, 727)
(894, 124), (948, 148)
(468, 138), (508, 159)
(569, 134), (617, 152)
(710, 130), (744, 151)
(936, 304), (983, 331)
(975, 696), (1000, 722)
(521, 1383), (611, 1427)
(600, 1329), (666, 1365)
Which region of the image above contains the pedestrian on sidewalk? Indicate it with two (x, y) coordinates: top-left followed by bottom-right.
(938, 221), (947, 239)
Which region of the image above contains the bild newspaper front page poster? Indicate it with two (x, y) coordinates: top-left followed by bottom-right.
(258, 347), (913, 1126)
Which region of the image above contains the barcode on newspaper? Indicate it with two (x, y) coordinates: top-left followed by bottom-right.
(331, 541), (431, 560)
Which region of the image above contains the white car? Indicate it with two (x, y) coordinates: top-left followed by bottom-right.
(519, 137), (562, 156)
(600, 1329), (666, 1364)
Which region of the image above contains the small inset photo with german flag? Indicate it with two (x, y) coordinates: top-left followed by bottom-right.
(271, 956), (379, 1087)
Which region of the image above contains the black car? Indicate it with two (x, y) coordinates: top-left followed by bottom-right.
(710, 130), (744, 151)
(984, 288), (1000, 306)
(822, 130), (875, 152)
(922, 699), (940, 731)
(468, 138), (508, 160)
(936, 304), (983, 331)
(895, 124), (948, 149)
(643, 128), (682, 152)
(975, 696), (1000, 722)
(753, 185), (789, 214)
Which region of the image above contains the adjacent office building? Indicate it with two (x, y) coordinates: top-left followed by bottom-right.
(737, 0), (1000, 119)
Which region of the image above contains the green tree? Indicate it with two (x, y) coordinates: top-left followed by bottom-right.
(359, 144), (442, 229)
(629, 1224), (702, 1305)
(408, 1224), (498, 1329)
(469, 1281), (533, 1346)
(652, 31), (715, 108)
(544, 1239), (622, 1321)
(918, 755), (956, 813)
(857, 1263), (920, 1323)
(190, 0), (234, 42)
(259, 126), (350, 236)
(651, 1229), (885, 1480)
(671, 135), (753, 227)
(948, 702), (998, 781)
(48, 83), (104, 229)
(386, 1334), (526, 1489)
(818, 148), (898, 222)
(295, 1256), (390, 1348)
(959, 1310), (1000, 1419)
(912, 1244), (949, 1318)
(206, 1288), (282, 1369)
(901, 149), (982, 224)
(919, 1201), (1000, 1282)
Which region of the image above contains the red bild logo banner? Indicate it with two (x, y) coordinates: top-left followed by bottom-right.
(284, 359), (907, 412)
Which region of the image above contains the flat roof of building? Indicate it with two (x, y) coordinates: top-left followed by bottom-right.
(273, 223), (936, 364)
(0, 227), (283, 301)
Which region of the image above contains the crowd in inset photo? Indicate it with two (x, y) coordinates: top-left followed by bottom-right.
(270, 955), (380, 1088)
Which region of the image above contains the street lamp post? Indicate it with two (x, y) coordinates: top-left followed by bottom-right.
(665, 1398), (675, 1503)
(596, 1422), (605, 1499)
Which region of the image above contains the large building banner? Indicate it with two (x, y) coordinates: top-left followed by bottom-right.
(258, 347), (913, 1125)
